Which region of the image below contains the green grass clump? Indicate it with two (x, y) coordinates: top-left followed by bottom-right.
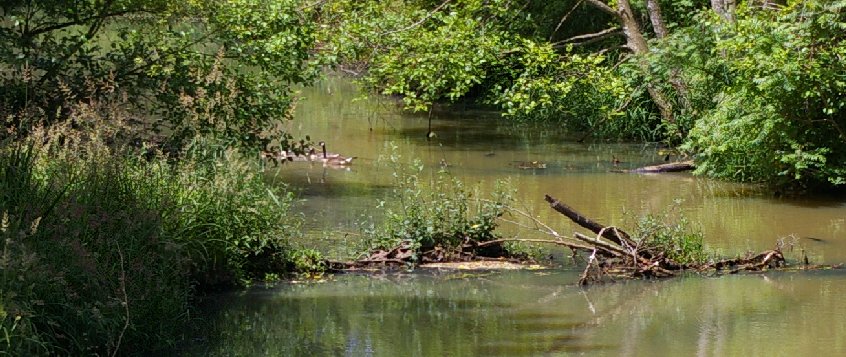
(633, 209), (710, 265)
(360, 147), (514, 262)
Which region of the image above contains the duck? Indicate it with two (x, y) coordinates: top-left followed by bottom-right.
(315, 141), (355, 166)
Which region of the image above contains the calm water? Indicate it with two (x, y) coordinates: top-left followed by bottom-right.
(188, 78), (846, 356)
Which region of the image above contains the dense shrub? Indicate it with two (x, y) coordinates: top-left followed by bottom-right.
(359, 146), (513, 261)
(651, 2), (846, 189)
(0, 139), (302, 355)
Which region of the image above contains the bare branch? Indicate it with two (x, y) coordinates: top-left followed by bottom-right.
(551, 27), (622, 48)
(584, 0), (619, 18)
(550, 0), (584, 41)
(475, 238), (596, 252)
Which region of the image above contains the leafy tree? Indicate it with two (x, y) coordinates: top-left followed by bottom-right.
(674, 1), (846, 188)
(0, 0), (321, 151)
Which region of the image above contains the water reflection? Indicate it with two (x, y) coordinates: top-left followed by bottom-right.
(187, 270), (846, 356)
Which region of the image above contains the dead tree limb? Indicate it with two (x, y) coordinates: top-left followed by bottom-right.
(544, 194), (635, 247)
(551, 27), (622, 48)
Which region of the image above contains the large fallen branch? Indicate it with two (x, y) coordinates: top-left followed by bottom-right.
(615, 160), (695, 174)
(543, 194), (785, 284)
(544, 194), (635, 247)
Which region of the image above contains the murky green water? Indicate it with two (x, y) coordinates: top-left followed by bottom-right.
(189, 271), (846, 356)
(188, 77), (846, 355)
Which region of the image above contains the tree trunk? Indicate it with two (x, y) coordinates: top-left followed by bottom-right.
(647, 0), (691, 117)
(646, 0), (668, 39)
(584, 0), (675, 123)
(616, 0), (675, 123)
(711, 0), (736, 22)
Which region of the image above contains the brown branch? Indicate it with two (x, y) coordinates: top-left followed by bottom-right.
(552, 27), (622, 49)
(544, 194), (635, 247)
(573, 232), (627, 257)
(584, 0), (619, 18)
(549, 0), (584, 41)
(475, 238), (596, 252)
(24, 10), (134, 38)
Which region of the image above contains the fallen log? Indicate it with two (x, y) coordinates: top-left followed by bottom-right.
(615, 160), (695, 174)
(544, 195), (635, 248)
(544, 193), (787, 284)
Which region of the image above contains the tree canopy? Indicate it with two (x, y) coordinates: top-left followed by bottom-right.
(1, 0), (321, 150)
(317, 0), (846, 190)
(1, 0), (844, 188)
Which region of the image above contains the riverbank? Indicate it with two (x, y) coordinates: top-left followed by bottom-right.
(0, 137), (306, 355)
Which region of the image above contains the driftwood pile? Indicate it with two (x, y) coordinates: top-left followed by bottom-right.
(540, 195), (785, 285)
(326, 238), (520, 272)
(328, 194), (788, 285)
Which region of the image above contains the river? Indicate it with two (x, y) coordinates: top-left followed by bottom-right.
(185, 77), (846, 356)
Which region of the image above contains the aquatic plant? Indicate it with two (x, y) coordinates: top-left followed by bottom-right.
(358, 144), (515, 264)
(632, 209), (710, 266)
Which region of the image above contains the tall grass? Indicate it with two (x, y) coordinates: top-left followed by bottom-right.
(0, 138), (302, 355)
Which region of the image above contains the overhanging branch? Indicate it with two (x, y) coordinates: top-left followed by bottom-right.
(551, 27), (622, 48)
(549, 0), (584, 41)
(584, 0), (619, 18)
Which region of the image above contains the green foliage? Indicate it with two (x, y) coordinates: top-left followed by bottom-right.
(0, 135), (303, 354)
(660, 1), (846, 188)
(361, 145), (513, 261)
(0, 145), (191, 355)
(0, 0), (320, 150)
(320, 0), (530, 111)
(494, 41), (631, 129)
(287, 248), (327, 275)
(324, 0), (846, 189)
(166, 140), (303, 287)
(633, 207), (710, 265)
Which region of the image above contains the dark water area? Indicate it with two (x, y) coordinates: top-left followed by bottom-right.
(185, 77), (846, 356)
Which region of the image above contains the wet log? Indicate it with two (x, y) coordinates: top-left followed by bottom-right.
(544, 194), (636, 247)
(618, 160), (695, 174)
